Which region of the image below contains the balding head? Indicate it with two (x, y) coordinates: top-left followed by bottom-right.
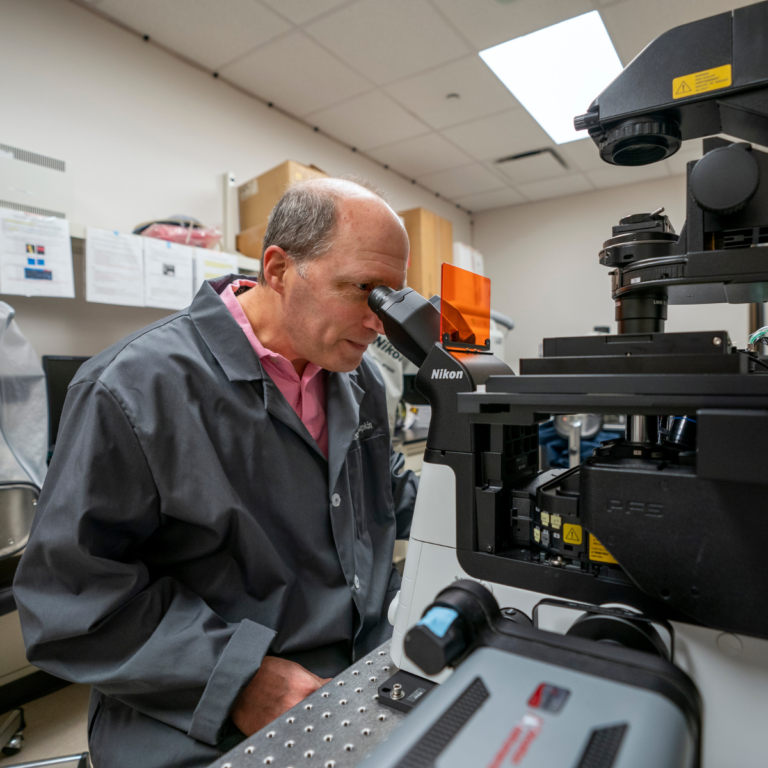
(259, 176), (406, 285)
(245, 175), (409, 372)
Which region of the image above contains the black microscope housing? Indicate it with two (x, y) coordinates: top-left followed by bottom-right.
(370, 1), (768, 643)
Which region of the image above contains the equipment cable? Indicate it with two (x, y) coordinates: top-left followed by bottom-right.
(737, 349), (768, 371)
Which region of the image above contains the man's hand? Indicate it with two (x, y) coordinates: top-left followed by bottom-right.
(231, 656), (331, 736)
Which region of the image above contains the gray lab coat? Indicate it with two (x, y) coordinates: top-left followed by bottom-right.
(13, 275), (418, 768)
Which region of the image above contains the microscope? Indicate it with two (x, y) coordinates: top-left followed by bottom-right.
(364, 3), (768, 766)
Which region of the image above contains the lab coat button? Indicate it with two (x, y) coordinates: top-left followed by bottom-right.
(331, 493), (341, 507)
(354, 575), (360, 589)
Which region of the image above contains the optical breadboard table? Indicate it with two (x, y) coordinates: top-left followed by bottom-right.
(209, 642), (405, 768)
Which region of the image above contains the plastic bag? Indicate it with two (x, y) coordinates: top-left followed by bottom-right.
(0, 302), (47, 488)
(142, 223), (222, 249)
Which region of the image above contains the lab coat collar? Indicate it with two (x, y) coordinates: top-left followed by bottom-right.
(191, 275), (365, 468)
(190, 276), (327, 459)
(189, 275), (266, 383)
(327, 370), (365, 494)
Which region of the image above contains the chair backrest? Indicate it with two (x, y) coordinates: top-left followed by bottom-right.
(41, 356), (90, 456)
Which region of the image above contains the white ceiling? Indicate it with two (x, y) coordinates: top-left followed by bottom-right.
(83, 0), (754, 212)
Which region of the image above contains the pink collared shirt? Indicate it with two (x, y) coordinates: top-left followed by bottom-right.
(220, 280), (328, 459)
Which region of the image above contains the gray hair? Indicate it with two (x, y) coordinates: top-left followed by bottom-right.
(259, 176), (388, 286)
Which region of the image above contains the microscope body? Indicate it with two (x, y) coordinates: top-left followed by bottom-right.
(371, 5), (768, 766)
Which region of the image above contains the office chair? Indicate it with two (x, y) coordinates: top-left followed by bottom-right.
(1, 357), (91, 766)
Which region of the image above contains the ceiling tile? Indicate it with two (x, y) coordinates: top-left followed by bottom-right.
(516, 173), (594, 201)
(97, 0), (291, 70)
(454, 187), (526, 212)
(368, 133), (473, 177)
(587, 161), (670, 190)
(495, 151), (568, 185)
(666, 145), (703, 176)
(432, 0), (594, 50)
(385, 55), (519, 130)
(602, 0), (756, 65)
(418, 163), (506, 198)
(305, 91), (430, 151)
(220, 31), (371, 116)
(305, 0), (470, 85)
(259, 0), (350, 25)
(442, 109), (552, 161)
(556, 137), (610, 172)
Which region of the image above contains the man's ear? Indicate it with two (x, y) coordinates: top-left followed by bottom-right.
(262, 246), (290, 294)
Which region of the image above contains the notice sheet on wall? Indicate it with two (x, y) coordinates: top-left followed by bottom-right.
(0, 209), (75, 298)
(86, 228), (145, 306)
(143, 238), (194, 310)
(193, 249), (239, 293)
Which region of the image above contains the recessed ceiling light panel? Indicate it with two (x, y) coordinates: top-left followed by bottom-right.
(480, 11), (623, 145)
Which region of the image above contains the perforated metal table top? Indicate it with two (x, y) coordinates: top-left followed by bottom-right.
(209, 642), (404, 768)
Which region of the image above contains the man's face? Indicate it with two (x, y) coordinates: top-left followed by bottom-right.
(282, 197), (408, 372)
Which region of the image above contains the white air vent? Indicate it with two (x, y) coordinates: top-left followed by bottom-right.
(0, 143), (65, 172)
(0, 142), (72, 220)
(0, 199), (66, 218)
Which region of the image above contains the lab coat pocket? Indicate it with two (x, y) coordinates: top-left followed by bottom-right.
(347, 445), (367, 539)
(347, 434), (394, 539)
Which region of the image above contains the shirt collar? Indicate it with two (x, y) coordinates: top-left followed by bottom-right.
(220, 279), (323, 385)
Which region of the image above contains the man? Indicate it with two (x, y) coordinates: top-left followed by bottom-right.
(14, 178), (419, 768)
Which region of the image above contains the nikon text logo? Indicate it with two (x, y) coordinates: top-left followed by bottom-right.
(432, 369), (463, 380)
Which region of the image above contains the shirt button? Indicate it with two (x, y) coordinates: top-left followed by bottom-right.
(331, 493), (341, 507)
(354, 575), (360, 589)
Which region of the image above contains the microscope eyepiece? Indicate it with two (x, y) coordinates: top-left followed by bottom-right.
(368, 285), (395, 314)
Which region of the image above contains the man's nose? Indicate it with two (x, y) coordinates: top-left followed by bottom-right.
(364, 307), (385, 336)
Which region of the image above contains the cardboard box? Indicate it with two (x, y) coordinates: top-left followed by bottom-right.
(236, 222), (268, 261)
(238, 160), (327, 234)
(399, 208), (453, 298)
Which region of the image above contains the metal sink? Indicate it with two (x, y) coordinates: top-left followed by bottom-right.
(0, 483), (39, 560)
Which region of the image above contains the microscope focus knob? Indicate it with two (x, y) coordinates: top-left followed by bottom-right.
(690, 144), (759, 215)
(598, 116), (681, 166)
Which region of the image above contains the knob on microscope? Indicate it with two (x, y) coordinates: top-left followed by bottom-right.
(690, 143), (760, 214)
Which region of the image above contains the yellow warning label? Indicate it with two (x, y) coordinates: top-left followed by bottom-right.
(541, 512), (550, 527)
(563, 524), (582, 545)
(673, 64), (731, 100)
(589, 534), (618, 564)
(534, 527), (541, 544)
(551, 514), (562, 530)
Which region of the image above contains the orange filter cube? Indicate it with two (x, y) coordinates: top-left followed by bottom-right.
(440, 262), (491, 349)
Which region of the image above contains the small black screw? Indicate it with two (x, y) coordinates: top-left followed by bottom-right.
(213, 72), (219, 78)
(351, 147), (357, 152)
(435, 193), (440, 197)
(411, 179), (416, 184)
(268, 102), (274, 107)
(384, 164), (389, 169)
(143, 34), (150, 41)
(314, 126), (319, 132)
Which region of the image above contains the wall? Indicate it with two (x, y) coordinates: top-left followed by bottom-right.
(0, 0), (471, 358)
(475, 174), (750, 370)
